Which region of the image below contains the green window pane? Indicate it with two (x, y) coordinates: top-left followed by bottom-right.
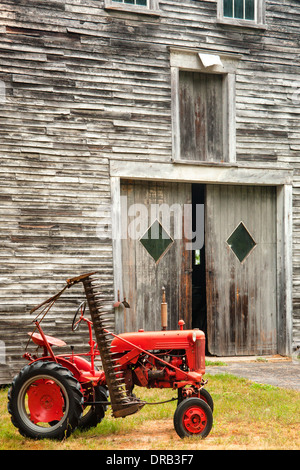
(245, 0), (255, 20)
(224, 0), (233, 17)
(234, 0), (244, 19)
(227, 222), (256, 263)
(113, 0), (148, 4)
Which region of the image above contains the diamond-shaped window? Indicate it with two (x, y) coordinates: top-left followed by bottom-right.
(140, 220), (173, 263)
(227, 222), (256, 263)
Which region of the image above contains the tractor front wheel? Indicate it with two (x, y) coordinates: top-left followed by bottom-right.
(178, 387), (214, 412)
(8, 361), (84, 440)
(173, 397), (213, 439)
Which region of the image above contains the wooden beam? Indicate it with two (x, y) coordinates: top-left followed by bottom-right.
(110, 159), (293, 187)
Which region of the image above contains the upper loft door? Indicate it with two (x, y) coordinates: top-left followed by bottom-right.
(179, 71), (226, 162)
(205, 184), (277, 356)
(118, 180), (192, 333)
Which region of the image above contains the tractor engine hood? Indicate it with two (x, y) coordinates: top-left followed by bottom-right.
(111, 329), (205, 354)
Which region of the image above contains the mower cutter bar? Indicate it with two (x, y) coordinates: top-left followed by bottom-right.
(81, 273), (145, 418)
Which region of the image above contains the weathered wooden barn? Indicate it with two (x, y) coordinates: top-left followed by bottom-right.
(0, 0), (299, 384)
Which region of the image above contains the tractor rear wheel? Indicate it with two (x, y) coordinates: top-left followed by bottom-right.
(79, 385), (108, 430)
(173, 397), (213, 439)
(8, 361), (84, 440)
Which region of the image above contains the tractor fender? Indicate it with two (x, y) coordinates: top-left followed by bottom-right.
(27, 356), (105, 385)
(27, 356), (85, 382)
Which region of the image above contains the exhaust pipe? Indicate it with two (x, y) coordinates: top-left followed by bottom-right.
(161, 287), (167, 331)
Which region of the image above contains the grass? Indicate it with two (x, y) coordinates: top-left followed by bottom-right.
(1, 373), (299, 450)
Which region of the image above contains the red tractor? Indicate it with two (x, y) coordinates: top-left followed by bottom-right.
(8, 273), (213, 440)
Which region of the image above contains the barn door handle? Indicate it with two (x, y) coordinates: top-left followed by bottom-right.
(113, 290), (130, 308)
(122, 297), (130, 308)
(113, 289), (121, 308)
(185, 269), (193, 274)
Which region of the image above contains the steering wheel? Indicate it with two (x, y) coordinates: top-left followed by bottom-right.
(72, 300), (86, 331)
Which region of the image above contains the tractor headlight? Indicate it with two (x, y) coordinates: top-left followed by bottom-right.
(188, 331), (197, 343)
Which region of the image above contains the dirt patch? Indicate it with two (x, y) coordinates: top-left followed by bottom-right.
(84, 417), (290, 451)
(107, 419), (178, 450)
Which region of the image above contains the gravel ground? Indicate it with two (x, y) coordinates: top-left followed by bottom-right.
(206, 357), (300, 391)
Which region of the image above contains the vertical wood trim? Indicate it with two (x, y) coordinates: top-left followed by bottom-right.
(257, 0), (266, 24)
(277, 184), (293, 355)
(171, 66), (180, 161)
(227, 73), (237, 163)
(152, 0), (160, 10)
(111, 176), (123, 302)
(216, 0), (223, 21)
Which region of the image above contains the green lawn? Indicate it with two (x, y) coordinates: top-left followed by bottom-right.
(1, 373), (299, 450)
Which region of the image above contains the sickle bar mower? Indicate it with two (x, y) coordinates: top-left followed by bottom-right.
(8, 272), (213, 440)
(82, 274), (144, 418)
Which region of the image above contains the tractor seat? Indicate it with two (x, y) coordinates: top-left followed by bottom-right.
(28, 332), (67, 348)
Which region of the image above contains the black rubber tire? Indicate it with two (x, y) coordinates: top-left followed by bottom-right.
(8, 361), (84, 440)
(78, 385), (108, 430)
(199, 388), (214, 412)
(177, 388), (214, 412)
(173, 397), (213, 439)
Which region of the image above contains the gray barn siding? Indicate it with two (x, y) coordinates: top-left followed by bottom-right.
(0, 0), (299, 382)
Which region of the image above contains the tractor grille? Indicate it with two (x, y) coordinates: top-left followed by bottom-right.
(195, 338), (205, 373)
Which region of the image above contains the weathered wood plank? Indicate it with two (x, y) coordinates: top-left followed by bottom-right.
(120, 180), (192, 333)
(206, 184), (278, 356)
(0, 0), (299, 383)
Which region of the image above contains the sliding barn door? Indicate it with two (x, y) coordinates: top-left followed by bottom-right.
(118, 180), (192, 333)
(206, 184), (277, 356)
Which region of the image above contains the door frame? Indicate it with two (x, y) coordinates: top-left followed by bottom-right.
(109, 159), (293, 356)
